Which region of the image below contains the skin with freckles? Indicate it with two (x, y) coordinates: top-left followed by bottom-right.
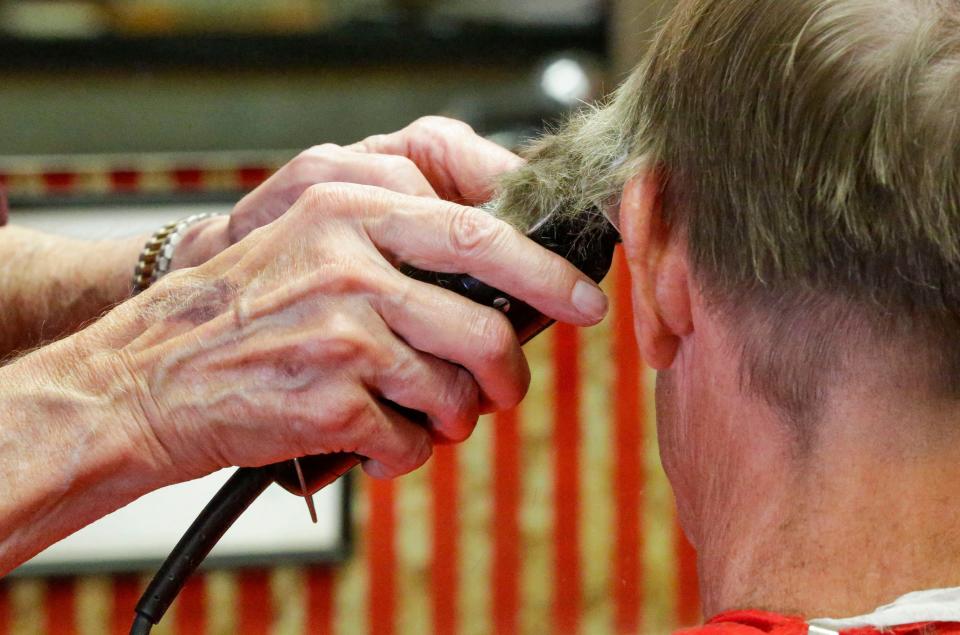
(0, 117), (609, 575)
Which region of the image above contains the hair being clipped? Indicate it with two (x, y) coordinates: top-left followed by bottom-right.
(496, 0), (960, 425)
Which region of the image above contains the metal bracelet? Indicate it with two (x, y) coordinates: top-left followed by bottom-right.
(131, 212), (222, 295)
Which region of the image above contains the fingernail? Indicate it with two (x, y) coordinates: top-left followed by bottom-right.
(571, 280), (608, 321)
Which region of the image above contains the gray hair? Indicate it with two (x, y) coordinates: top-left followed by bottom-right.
(496, 0), (960, 427)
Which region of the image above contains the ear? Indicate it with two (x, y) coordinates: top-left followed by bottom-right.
(619, 171), (693, 370)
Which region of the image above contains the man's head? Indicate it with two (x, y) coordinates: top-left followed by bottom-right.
(498, 0), (960, 612)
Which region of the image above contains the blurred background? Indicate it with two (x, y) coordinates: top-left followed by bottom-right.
(0, 0), (701, 633)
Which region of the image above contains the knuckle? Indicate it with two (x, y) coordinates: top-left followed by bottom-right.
(354, 133), (385, 152)
(380, 154), (419, 175)
(376, 340), (409, 380)
(300, 182), (361, 217)
(315, 390), (372, 442)
(289, 144), (338, 178)
(410, 115), (441, 131)
(313, 307), (397, 375)
(381, 154), (420, 172)
(373, 275), (416, 324)
(349, 397), (377, 428)
(270, 144), (348, 215)
(375, 155), (425, 191)
(302, 182), (338, 206)
(316, 312), (374, 363)
(449, 366), (479, 406)
(370, 342), (400, 376)
(315, 260), (378, 293)
(398, 429), (433, 473)
(342, 400), (384, 449)
(473, 310), (516, 367)
(448, 205), (501, 260)
(311, 181), (388, 218)
(299, 143), (341, 161)
(412, 115), (472, 136)
(309, 260), (398, 308)
(440, 369), (480, 442)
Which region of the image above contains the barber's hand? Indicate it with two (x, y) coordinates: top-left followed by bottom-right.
(169, 117), (523, 270)
(103, 183), (608, 483)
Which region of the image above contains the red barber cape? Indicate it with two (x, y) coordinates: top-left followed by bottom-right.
(677, 610), (960, 634)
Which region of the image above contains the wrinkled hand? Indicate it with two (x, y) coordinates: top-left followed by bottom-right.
(171, 117), (523, 270)
(105, 182), (608, 483)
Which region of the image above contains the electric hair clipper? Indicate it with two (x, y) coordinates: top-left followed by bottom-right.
(272, 206), (620, 500)
(131, 205), (620, 634)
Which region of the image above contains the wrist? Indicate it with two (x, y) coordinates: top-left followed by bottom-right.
(50, 327), (179, 491)
(168, 215), (231, 271)
(0, 334), (174, 569)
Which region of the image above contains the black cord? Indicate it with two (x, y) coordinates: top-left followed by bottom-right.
(130, 614), (153, 635)
(129, 466), (273, 634)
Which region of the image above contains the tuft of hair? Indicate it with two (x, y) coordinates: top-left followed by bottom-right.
(492, 0), (960, 428)
(492, 101), (638, 233)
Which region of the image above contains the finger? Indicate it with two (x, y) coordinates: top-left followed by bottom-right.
(299, 387), (433, 479)
(374, 343), (481, 444)
(376, 276), (531, 412)
(350, 187), (609, 326)
(355, 403), (434, 479)
(230, 144), (440, 240)
(319, 146), (440, 198)
(286, 144), (439, 199)
(347, 116), (524, 204)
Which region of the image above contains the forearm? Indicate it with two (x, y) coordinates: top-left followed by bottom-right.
(0, 217), (228, 358)
(0, 225), (143, 357)
(0, 325), (168, 574)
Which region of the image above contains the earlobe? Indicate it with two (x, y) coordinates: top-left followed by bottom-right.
(619, 172), (693, 370)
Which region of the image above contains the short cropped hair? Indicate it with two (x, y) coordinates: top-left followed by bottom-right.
(498, 0), (960, 427)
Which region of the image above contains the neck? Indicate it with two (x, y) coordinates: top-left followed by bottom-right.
(696, 391), (960, 620)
